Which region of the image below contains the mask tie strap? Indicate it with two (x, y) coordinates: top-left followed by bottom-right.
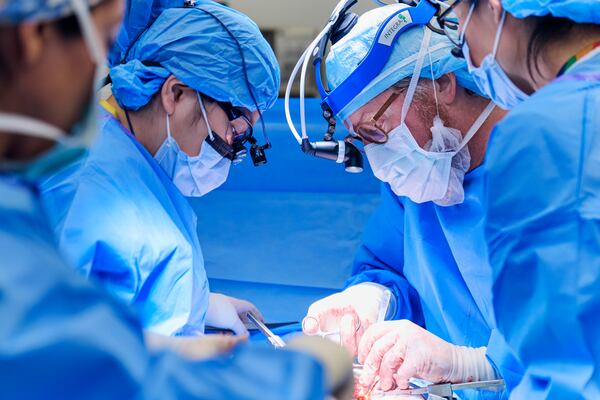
(456, 101), (495, 152)
(401, 28), (433, 125)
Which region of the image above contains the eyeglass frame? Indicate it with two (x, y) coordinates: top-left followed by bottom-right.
(439, 0), (477, 58)
(351, 81), (412, 145)
(214, 100), (254, 145)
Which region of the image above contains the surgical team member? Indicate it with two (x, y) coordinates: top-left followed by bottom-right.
(447, 0), (600, 397)
(41, 1), (272, 336)
(0, 1), (353, 399)
(302, 4), (509, 396)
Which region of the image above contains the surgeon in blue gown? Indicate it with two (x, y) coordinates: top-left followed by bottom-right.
(41, 1), (275, 336)
(0, 1), (352, 399)
(450, 0), (600, 398)
(302, 5), (513, 397)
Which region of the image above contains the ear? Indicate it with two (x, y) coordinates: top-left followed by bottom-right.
(160, 75), (187, 115)
(17, 23), (44, 66)
(435, 73), (457, 106)
(487, 0), (504, 24)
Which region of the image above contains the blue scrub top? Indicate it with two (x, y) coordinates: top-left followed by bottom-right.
(349, 167), (495, 346)
(0, 173), (327, 399)
(348, 167), (510, 400)
(484, 53), (600, 398)
(41, 110), (209, 336)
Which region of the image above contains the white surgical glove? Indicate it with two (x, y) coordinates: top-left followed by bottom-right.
(358, 320), (499, 392)
(302, 282), (394, 356)
(205, 293), (263, 336)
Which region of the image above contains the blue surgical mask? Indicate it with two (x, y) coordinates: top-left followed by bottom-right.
(463, 10), (529, 110)
(154, 98), (232, 197)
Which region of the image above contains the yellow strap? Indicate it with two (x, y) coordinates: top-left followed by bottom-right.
(100, 99), (118, 118)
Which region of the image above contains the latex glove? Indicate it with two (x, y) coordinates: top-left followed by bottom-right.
(205, 293), (263, 336)
(302, 282), (393, 356)
(226, 295), (264, 325)
(287, 335), (354, 400)
(145, 331), (245, 360)
(358, 320), (499, 391)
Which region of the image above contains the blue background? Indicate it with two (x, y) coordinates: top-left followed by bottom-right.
(188, 98), (381, 323)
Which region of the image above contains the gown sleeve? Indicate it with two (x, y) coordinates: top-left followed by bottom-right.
(0, 200), (327, 400)
(345, 183), (425, 324)
(483, 83), (600, 398)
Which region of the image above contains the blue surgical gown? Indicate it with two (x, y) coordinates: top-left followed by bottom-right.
(0, 173), (327, 399)
(347, 168), (512, 399)
(41, 110), (209, 336)
(484, 53), (600, 399)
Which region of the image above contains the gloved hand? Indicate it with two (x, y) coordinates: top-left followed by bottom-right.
(287, 335), (354, 400)
(302, 282), (393, 356)
(145, 331), (245, 360)
(205, 293), (264, 336)
(358, 320), (499, 391)
(226, 295), (264, 325)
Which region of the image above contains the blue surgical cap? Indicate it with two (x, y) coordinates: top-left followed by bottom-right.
(109, 2), (280, 113)
(108, 0), (183, 66)
(0, 0), (100, 23)
(503, 0), (600, 24)
(326, 4), (483, 121)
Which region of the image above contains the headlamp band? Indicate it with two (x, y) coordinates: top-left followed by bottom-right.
(316, 0), (437, 116)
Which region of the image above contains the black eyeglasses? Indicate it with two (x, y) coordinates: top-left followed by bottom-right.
(216, 101), (254, 145)
(352, 92), (401, 144)
(442, 0), (477, 59)
(440, 16), (463, 57)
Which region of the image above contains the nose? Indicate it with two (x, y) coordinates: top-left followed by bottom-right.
(223, 126), (235, 146)
(231, 117), (249, 133)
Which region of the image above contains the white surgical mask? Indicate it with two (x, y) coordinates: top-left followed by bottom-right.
(154, 96), (231, 197)
(0, 0), (106, 180)
(462, 6), (529, 110)
(364, 28), (495, 206)
(365, 104), (494, 206)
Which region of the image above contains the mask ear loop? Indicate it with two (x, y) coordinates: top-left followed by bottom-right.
(460, 2), (476, 46)
(196, 92), (215, 141)
(401, 28), (433, 125)
(491, 11), (506, 59)
(165, 113), (173, 139)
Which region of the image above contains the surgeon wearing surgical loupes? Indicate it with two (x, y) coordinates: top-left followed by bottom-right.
(0, 1), (356, 398)
(442, 0), (600, 398)
(301, 3), (509, 396)
(41, 0), (271, 338)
